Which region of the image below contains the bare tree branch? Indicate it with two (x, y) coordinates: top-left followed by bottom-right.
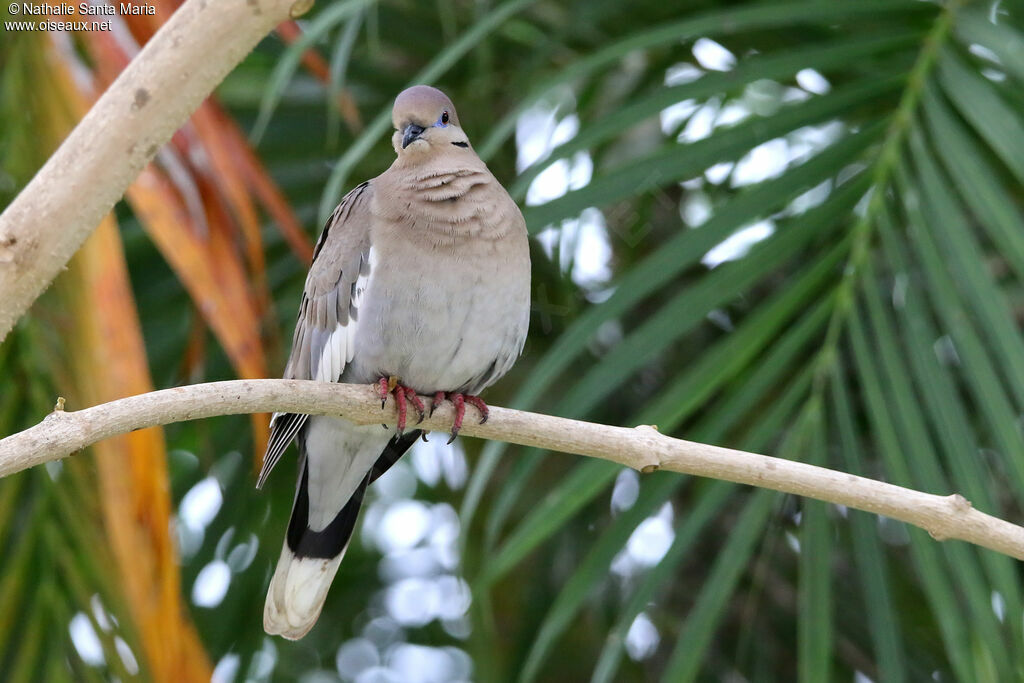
(0, 0), (309, 341)
(1, 379), (1022, 560)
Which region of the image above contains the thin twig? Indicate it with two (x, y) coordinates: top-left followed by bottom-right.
(1, 379), (1022, 560)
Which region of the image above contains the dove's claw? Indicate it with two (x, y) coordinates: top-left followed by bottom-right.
(448, 394), (466, 443)
(404, 387), (426, 424)
(376, 381), (484, 439)
(394, 385), (407, 436)
(376, 376), (425, 435)
(465, 395), (489, 424)
(429, 391), (488, 443)
(430, 391), (446, 418)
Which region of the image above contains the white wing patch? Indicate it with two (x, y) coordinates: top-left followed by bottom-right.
(313, 247), (374, 381)
(314, 323), (347, 382)
(347, 247), (374, 364)
(258, 188), (374, 490)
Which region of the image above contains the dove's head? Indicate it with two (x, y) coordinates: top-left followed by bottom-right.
(391, 85), (471, 158)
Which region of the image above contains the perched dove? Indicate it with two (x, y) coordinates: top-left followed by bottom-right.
(259, 85), (531, 639)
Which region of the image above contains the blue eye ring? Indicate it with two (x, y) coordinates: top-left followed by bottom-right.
(437, 110), (450, 127)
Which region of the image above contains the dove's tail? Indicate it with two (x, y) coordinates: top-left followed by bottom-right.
(263, 461), (368, 640)
(263, 421), (422, 640)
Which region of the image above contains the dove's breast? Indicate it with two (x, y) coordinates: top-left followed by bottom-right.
(344, 176), (530, 394)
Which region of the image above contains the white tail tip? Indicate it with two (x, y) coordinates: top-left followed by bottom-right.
(263, 543), (344, 640)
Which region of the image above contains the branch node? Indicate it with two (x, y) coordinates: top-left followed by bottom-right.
(948, 493), (972, 512)
(640, 463), (660, 474)
(634, 424), (661, 436)
(290, 0), (315, 18)
(0, 233), (15, 263)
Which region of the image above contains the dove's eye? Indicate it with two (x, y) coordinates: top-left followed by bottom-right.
(441, 111), (450, 125)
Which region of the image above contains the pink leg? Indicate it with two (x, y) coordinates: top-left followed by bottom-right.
(447, 394), (466, 445)
(429, 391), (491, 443)
(431, 391), (446, 418)
(376, 376), (427, 435)
(464, 395), (489, 424)
(403, 387), (426, 424)
(394, 384), (408, 434)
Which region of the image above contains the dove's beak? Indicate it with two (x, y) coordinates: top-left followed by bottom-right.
(402, 123), (426, 149)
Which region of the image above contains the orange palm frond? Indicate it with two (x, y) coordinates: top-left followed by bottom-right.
(44, 36), (212, 682)
(70, 216), (211, 683)
(65, 14), (334, 457)
(126, 165), (269, 381)
(210, 102), (315, 264)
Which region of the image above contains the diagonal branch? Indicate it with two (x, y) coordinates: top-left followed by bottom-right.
(0, 0), (310, 342)
(2, 379), (1023, 560)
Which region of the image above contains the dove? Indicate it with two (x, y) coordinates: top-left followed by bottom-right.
(259, 85), (531, 639)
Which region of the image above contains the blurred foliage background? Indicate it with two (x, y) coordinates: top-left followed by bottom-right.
(4, 0), (1024, 680)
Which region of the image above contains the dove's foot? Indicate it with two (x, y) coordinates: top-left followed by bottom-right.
(377, 376), (425, 435)
(430, 392), (489, 444)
